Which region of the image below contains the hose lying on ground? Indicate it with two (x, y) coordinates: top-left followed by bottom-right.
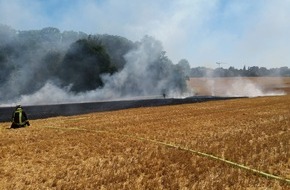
(43, 126), (290, 185)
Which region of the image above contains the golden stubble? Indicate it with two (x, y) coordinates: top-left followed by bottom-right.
(0, 95), (289, 189)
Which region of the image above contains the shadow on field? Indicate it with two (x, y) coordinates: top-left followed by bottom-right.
(0, 96), (243, 122)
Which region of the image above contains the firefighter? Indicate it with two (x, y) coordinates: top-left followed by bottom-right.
(11, 105), (30, 129)
(162, 89), (167, 99)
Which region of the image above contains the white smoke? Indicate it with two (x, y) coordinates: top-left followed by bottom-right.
(202, 77), (286, 97)
(223, 78), (286, 97)
(99, 36), (189, 99)
(0, 36), (190, 106)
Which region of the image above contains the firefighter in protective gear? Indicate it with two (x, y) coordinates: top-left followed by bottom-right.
(11, 105), (30, 129)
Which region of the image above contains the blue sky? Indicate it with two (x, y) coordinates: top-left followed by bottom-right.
(0, 0), (289, 69)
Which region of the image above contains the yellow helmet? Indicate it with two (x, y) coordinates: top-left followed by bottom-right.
(16, 105), (22, 109)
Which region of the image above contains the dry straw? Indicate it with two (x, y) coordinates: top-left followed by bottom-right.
(44, 125), (290, 185)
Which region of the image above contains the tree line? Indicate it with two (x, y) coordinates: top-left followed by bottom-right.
(189, 66), (290, 77)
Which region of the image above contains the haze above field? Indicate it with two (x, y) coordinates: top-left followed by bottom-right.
(0, 25), (289, 106)
(1, 0), (290, 106)
(1, 0), (290, 69)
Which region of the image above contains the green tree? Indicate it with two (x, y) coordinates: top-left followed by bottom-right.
(177, 59), (191, 79)
(58, 38), (117, 92)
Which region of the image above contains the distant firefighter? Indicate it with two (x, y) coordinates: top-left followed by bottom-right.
(162, 89), (167, 99)
(11, 105), (30, 129)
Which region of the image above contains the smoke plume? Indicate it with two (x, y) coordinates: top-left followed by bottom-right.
(201, 69), (286, 97)
(0, 26), (189, 106)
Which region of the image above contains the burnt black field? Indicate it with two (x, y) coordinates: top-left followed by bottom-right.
(0, 96), (242, 122)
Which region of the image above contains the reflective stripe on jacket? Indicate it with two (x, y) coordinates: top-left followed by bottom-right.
(13, 108), (27, 125)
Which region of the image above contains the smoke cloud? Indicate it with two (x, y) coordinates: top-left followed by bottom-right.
(200, 70), (286, 97)
(0, 24), (286, 107)
(0, 26), (190, 106)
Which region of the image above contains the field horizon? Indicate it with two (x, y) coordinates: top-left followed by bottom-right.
(1, 92), (289, 189)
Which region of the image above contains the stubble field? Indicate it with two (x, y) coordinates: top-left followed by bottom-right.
(0, 77), (290, 189)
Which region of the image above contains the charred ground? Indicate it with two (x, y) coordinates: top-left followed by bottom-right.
(0, 96), (239, 122)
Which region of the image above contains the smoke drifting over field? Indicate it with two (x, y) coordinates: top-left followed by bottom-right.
(222, 78), (286, 97)
(0, 26), (189, 106)
(198, 72), (286, 97)
(15, 37), (188, 105)
(0, 26), (287, 107)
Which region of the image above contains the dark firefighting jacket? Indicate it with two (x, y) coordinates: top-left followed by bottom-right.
(12, 108), (28, 126)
